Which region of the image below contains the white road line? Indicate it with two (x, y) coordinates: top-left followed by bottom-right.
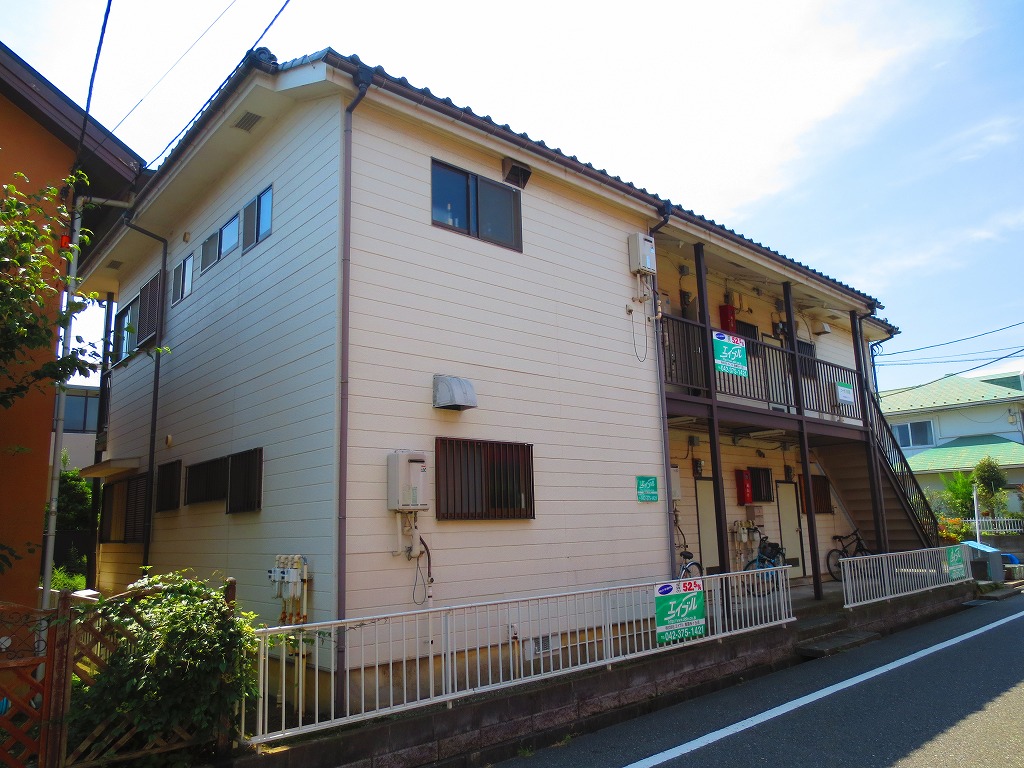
(623, 606), (1024, 768)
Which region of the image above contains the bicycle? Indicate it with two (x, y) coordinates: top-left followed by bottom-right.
(825, 529), (872, 581)
(743, 526), (786, 595)
(677, 546), (703, 580)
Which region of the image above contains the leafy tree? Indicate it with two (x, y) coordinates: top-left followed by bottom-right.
(58, 466), (93, 530)
(972, 455), (1008, 516)
(0, 170), (98, 409)
(936, 471), (973, 518)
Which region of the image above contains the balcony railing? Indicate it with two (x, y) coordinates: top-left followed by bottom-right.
(660, 315), (862, 422)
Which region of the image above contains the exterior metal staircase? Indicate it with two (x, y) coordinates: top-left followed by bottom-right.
(813, 396), (938, 552)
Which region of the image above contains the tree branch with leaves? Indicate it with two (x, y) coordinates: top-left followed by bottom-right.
(0, 170), (99, 409)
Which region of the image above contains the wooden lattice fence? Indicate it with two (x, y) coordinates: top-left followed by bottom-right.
(2, 581), (236, 768)
(0, 594), (73, 768)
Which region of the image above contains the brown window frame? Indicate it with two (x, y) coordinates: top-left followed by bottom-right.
(227, 448), (263, 514)
(100, 474), (147, 544)
(185, 456), (229, 505)
(748, 467), (774, 503)
(155, 460), (182, 512)
(435, 437), (535, 520)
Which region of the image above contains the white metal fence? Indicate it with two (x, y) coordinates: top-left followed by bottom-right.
(840, 544), (972, 608)
(242, 566), (792, 745)
(973, 517), (1024, 534)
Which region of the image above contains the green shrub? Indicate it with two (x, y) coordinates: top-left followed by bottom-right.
(49, 565), (85, 592)
(67, 571), (258, 766)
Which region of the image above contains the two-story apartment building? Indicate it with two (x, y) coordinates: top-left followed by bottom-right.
(77, 48), (936, 624)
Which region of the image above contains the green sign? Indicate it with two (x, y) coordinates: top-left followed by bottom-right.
(835, 381), (855, 404)
(713, 332), (748, 377)
(947, 545), (967, 580)
(655, 579), (707, 642)
(636, 475), (658, 502)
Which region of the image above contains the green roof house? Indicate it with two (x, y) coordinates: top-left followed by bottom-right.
(879, 370), (1024, 512)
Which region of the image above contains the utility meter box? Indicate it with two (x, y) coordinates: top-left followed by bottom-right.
(628, 232), (656, 275)
(388, 451), (429, 511)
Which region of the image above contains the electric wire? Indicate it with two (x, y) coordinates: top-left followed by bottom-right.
(875, 344), (1024, 364)
(110, 0), (240, 135)
(145, 0), (292, 169)
(73, 0), (113, 171)
(876, 320), (1024, 357)
(878, 345), (1024, 398)
(878, 353), (1024, 366)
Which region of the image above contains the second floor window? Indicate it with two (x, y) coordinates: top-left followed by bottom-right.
(893, 421), (933, 448)
(431, 160), (522, 251)
(112, 273), (160, 364)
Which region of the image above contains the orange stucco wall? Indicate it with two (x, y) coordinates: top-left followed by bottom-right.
(0, 91), (76, 606)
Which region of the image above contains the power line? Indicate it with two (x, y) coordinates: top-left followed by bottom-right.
(145, 0), (292, 169)
(876, 345), (1024, 365)
(877, 354), (1024, 367)
(876, 320), (1024, 356)
(73, 0), (113, 169)
(878, 345), (1024, 397)
(111, 1), (240, 134)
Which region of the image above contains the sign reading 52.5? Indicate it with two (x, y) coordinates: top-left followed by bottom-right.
(655, 578), (707, 643)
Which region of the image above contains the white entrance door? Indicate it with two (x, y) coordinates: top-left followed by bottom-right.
(776, 481), (804, 576)
(696, 478), (720, 573)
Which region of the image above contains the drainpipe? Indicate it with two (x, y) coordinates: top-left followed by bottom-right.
(648, 205), (677, 577)
(337, 65), (374, 662)
(41, 194), (133, 606)
(122, 218), (168, 568)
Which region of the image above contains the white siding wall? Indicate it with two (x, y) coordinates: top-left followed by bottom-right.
(343, 105), (668, 615)
(101, 97), (343, 620)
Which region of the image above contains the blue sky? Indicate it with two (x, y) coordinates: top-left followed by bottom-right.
(5, 0), (1022, 391)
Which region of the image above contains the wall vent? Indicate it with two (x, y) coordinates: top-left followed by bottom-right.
(233, 112), (264, 132)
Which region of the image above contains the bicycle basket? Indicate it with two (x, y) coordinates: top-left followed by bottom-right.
(760, 541), (782, 560)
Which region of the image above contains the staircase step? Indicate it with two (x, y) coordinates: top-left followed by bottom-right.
(793, 614), (846, 640)
(796, 630), (881, 658)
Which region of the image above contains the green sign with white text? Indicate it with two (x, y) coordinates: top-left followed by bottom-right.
(947, 545), (967, 580)
(713, 332), (748, 377)
(636, 476), (658, 502)
(655, 579), (707, 643)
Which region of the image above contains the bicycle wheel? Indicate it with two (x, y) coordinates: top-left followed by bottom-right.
(743, 558), (779, 595)
(679, 561), (703, 579)
(826, 548), (844, 581)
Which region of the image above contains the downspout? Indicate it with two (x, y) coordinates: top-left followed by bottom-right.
(122, 218), (168, 568)
(87, 294), (114, 589)
(338, 64), (374, 632)
(648, 204), (677, 578)
(41, 194), (133, 605)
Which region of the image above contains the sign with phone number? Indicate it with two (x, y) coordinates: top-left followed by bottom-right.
(654, 579), (707, 643)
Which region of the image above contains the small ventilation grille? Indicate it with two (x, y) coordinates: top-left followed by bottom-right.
(233, 112), (263, 132)
(106, 260), (123, 270)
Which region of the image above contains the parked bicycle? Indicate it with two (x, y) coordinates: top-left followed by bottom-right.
(825, 529), (872, 581)
(677, 542), (703, 580)
(743, 526), (786, 595)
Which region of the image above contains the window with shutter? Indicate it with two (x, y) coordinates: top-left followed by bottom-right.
(435, 437), (534, 520)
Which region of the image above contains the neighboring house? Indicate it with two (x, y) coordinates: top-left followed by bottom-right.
(880, 372), (1024, 513)
(54, 384), (102, 471)
(77, 47), (935, 625)
(0, 41), (142, 606)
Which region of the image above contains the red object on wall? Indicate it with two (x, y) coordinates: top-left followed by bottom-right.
(736, 469), (753, 505)
(719, 304), (737, 332)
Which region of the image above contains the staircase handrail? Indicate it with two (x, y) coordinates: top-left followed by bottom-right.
(866, 393), (939, 545)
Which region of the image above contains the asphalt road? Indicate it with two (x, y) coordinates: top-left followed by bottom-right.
(495, 595), (1024, 768)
